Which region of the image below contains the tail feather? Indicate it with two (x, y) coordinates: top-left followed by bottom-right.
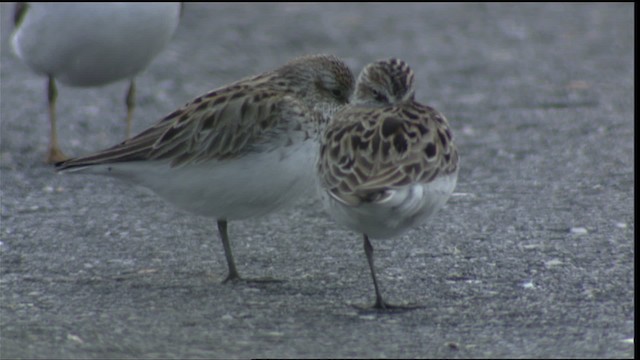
(54, 126), (164, 172)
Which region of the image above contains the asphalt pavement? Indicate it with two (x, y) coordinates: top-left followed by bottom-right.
(0, 3), (634, 358)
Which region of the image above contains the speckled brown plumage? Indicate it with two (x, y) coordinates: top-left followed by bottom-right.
(317, 58), (459, 309)
(318, 59), (458, 206)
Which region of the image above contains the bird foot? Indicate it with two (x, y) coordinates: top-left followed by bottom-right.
(351, 300), (425, 313)
(46, 147), (68, 164)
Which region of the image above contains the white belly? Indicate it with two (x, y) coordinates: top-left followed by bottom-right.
(12, 3), (181, 86)
(73, 140), (319, 220)
(320, 172), (458, 239)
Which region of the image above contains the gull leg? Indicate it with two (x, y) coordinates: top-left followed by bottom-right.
(46, 76), (67, 163)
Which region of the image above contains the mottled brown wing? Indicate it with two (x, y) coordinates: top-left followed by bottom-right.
(56, 83), (313, 170)
(319, 102), (458, 204)
(147, 89), (309, 167)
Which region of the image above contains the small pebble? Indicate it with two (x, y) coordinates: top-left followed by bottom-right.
(67, 334), (84, 344)
(569, 227), (588, 235)
(522, 280), (535, 289)
(544, 259), (563, 268)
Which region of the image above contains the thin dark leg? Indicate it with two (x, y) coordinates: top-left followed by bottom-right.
(217, 220), (241, 282)
(46, 76), (66, 163)
(124, 79), (136, 139)
(364, 234), (388, 309)
(361, 234), (423, 311)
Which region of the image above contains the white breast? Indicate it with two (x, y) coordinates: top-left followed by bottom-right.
(12, 3), (181, 86)
(320, 171), (458, 239)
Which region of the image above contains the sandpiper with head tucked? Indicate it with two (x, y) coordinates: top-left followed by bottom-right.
(56, 54), (354, 283)
(317, 58), (459, 309)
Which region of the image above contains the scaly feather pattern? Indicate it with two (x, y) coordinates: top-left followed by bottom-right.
(56, 54), (352, 169)
(55, 54), (354, 283)
(318, 59), (458, 206)
(316, 58), (459, 309)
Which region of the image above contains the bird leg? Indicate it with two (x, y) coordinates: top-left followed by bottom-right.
(46, 76), (67, 163)
(362, 234), (422, 311)
(363, 234), (389, 309)
(216, 220), (283, 284)
(124, 79), (136, 139)
(217, 220), (241, 282)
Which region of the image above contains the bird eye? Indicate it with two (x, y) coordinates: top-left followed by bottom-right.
(331, 89), (343, 98)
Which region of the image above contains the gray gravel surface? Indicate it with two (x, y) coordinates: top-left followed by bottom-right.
(0, 3), (634, 359)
